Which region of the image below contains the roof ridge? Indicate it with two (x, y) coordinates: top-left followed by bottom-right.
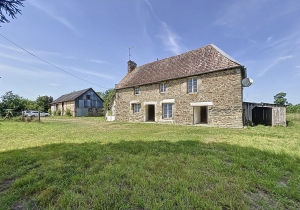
(116, 44), (242, 89)
(135, 44), (212, 69)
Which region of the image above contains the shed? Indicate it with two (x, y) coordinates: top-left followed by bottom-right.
(243, 102), (286, 126)
(51, 88), (103, 117)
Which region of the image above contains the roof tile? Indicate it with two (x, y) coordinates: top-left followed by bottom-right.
(116, 44), (241, 89)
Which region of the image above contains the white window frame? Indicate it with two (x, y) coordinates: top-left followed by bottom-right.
(160, 83), (166, 93)
(163, 103), (173, 119)
(188, 77), (197, 93)
(134, 87), (139, 95)
(133, 104), (141, 113)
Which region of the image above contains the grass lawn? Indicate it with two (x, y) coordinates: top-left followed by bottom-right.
(0, 114), (299, 209)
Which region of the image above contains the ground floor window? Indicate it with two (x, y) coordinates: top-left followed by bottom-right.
(163, 103), (173, 119)
(133, 104), (141, 113)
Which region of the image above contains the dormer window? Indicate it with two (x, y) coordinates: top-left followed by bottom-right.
(160, 83), (166, 93)
(134, 87), (139, 95)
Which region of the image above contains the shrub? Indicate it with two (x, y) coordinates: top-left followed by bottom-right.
(48, 108), (52, 116)
(56, 109), (61, 116)
(65, 108), (72, 116)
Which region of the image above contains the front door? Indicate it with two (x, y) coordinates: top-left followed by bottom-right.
(148, 105), (155, 121)
(200, 106), (207, 123)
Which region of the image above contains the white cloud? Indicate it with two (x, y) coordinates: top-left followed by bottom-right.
(0, 44), (23, 52)
(248, 39), (257, 44)
(143, 0), (185, 55)
(158, 22), (183, 55)
(28, 0), (77, 33)
(0, 52), (44, 64)
(0, 64), (64, 78)
(279, 55), (293, 60)
(267, 37), (272, 42)
(49, 83), (59, 86)
(296, 66), (300, 68)
(58, 65), (114, 80)
(88, 59), (107, 64)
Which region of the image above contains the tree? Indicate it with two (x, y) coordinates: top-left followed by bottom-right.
(0, 0), (24, 24)
(97, 89), (115, 111)
(35, 95), (53, 112)
(274, 92), (288, 105)
(0, 91), (26, 115)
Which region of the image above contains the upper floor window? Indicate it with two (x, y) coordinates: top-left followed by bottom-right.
(134, 87), (139, 95)
(160, 83), (166, 93)
(86, 95), (90, 100)
(188, 78), (197, 93)
(133, 104), (141, 113)
(163, 103), (173, 119)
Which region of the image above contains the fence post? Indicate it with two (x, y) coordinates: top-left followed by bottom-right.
(38, 111), (40, 122)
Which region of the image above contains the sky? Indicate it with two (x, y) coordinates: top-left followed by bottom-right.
(0, 0), (300, 104)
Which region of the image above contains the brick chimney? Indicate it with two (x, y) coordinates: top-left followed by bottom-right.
(127, 60), (137, 73)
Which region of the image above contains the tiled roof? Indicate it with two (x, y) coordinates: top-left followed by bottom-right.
(52, 88), (91, 104)
(116, 44), (242, 89)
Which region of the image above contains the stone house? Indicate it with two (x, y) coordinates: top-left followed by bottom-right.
(114, 44), (248, 128)
(51, 88), (103, 117)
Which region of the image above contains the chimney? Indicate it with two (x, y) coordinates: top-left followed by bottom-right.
(127, 60), (137, 73)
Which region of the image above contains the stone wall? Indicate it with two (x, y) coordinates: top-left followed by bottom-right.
(115, 68), (243, 128)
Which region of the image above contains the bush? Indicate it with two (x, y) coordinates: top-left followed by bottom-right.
(65, 108), (72, 116)
(56, 109), (61, 116)
(48, 108), (52, 116)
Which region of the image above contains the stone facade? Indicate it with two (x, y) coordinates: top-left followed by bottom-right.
(115, 68), (244, 128)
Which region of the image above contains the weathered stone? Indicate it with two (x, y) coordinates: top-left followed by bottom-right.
(115, 68), (244, 128)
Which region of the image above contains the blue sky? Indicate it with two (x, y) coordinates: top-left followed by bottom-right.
(0, 0), (300, 104)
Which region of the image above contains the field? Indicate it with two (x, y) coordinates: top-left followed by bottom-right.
(0, 114), (300, 209)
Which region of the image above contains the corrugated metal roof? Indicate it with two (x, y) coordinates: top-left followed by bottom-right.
(52, 88), (92, 104)
(116, 44), (242, 89)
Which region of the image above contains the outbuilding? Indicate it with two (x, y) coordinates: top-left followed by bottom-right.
(51, 88), (103, 117)
(243, 102), (286, 126)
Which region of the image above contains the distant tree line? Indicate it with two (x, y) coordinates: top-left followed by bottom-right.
(0, 91), (53, 116)
(274, 92), (300, 113)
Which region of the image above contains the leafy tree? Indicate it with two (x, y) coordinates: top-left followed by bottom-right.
(35, 95), (53, 112)
(0, 0), (24, 24)
(0, 91), (26, 115)
(274, 92), (288, 105)
(97, 89), (115, 111)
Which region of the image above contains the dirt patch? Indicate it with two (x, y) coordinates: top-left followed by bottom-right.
(11, 200), (25, 210)
(0, 178), (15, 192)
(245, 189), (278, 210)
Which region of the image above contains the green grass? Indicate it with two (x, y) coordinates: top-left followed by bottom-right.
(0, 115), (299, 209)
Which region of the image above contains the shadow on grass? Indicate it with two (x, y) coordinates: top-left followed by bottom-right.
(0, 140), (299, 210)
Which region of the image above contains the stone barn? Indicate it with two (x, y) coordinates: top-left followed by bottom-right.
(51, 88), (103, 117)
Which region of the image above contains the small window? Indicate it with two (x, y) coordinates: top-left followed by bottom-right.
(188, 78), (197, 93)
(86, 95), (90, 100)
(134, 87), (139, 95)
(133, 104), (141, 113)
(160, 83), (166, 93)
(163, 103), (173, 119)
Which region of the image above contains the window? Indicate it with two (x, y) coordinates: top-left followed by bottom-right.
(163, 103), (173, 119)
(160, 83), (166, 93)
(86, 95), (90, 100)
(134, 87), (139, 95)
(188, 78), (197, 93)
(133, 104), (141, 113)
